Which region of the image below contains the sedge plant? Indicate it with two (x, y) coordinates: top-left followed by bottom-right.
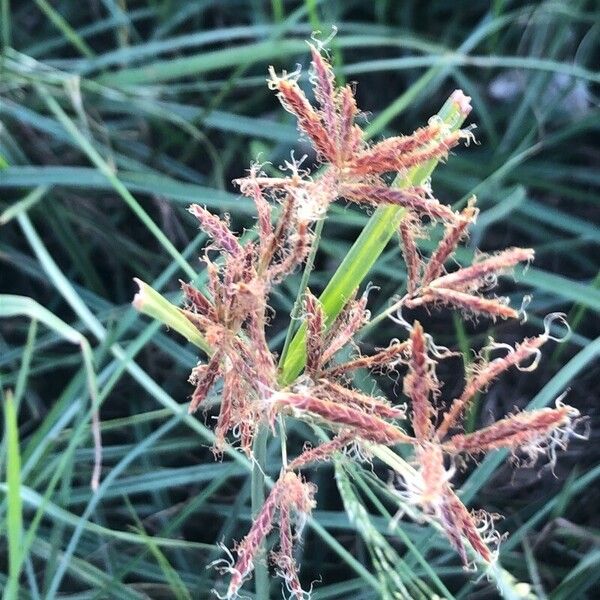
(132, 41), (586, 599)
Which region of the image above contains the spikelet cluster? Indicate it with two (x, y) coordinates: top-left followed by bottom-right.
(390, 317), (584, 568)
(134, 41), (586, 597)
(182, 196), (312, 454)
(397, 197), (535, 320)
(235, 42), (475, 225)
(213, 471), (316, 600)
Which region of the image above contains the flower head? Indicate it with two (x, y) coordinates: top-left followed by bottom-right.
(132, 40), (589, 596)
(220, 471), (316, 600)
(390, 319), (583, 567)
(394, 196), (534, 321)
(237, 44), (474, 224)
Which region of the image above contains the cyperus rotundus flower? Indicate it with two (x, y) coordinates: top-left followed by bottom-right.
(131, 39), (586, 598)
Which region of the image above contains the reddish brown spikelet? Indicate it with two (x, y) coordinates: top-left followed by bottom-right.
(180, 308), (215, 336)
(235, 175), (297, 191)
(275, 392), (414, 445)
(225, 473), (314, 598)
(189, 351), (222, 413)
(277, 504), (293, 558)
(214, 372), (237, 451)
(437, 333), (549, 438)
(204, 257), (221, 306)
(349, 127), (465, 176)
(430, 247), (534, 291)
(269, 193), (297, 257)
(244, 331), (276, 397)
(309, 43), (336, 133)
(288, 431), (355, 471)
(444, 405), (576, 455)
(338, 85), (362, 158)
(305, 290), (325, 375)
(404, 321), (434, 440)
(318, 380), (406, 420)
(324, 341), (409, 376)
(412, 288), (519, 320)
(272, 504), (305, 600)
(422, 198), (478, 286)
(188, 204), (242, 257)
(180, 280), (216, 318)
(321, 293), (369, 364)
(351, 122), (443, 171)
(240, 419), (256, 457)
(226, 481), (280, 598)
(442, 488), (493, 564)
(399, 216), (422, 294)
(340, 183), (457, 223)
(269, 220), (311, 282)
(236, 170), (273, 243)
(438, 494), (469, 566)
(280, 470), (317, 514)
(269, 68), (337, 161)
(417, 443), (446, 505)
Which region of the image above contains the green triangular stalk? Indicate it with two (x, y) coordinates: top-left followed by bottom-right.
(3, 389), (23, 600)
(278, 91), (471, 385)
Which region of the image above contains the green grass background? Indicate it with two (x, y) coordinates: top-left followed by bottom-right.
(1, 1), (599, 598)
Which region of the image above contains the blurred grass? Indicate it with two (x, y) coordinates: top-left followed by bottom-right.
(1, 1), (599, 598)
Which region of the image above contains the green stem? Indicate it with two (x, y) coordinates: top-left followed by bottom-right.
(250, 426), (269, 599)
(250, 211), (327, 597)
(280, 204), (405, 385)
(3, 390), (23, 600)
(279, 214), (326, 367)
(279, 91), (471, 385)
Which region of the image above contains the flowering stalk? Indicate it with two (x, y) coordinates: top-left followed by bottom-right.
(131, 41), (586, 597)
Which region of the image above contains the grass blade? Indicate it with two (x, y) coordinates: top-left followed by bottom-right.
(2, 390), (23, 600)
